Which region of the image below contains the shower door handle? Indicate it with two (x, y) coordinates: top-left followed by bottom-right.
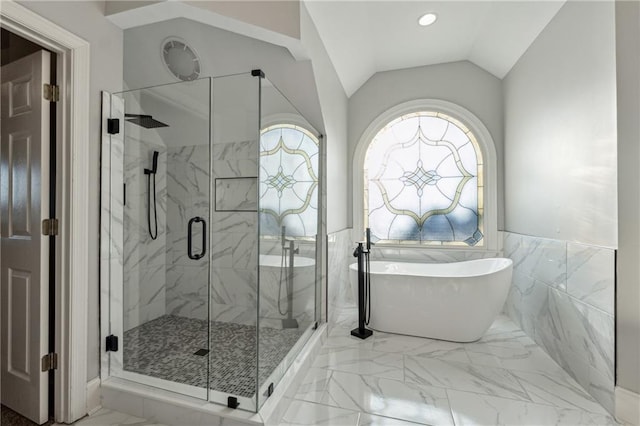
(187, 216), (207, 260)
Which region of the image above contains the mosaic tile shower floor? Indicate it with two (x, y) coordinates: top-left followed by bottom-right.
(123, 315), (305, 398)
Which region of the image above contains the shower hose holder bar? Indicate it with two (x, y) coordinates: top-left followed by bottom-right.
(351, 241), (373, 340)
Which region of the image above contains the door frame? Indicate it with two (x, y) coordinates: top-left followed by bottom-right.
(0, 1), (90, 423)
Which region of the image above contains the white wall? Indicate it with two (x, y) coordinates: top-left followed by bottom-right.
(615, 0), (640, 396)
(106, 1), (301, 40)
(184, 1), (300, 40)
(104, 1), (161, 16)
(347, 61), (504, 230)
(503, 1), (617, 248)
(123, 18), (323, 141)
(17, 0), (123, 382)
(300, 4), (349, 233)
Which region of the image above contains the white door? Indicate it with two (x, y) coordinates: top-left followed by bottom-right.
(0, 50), (51, 425)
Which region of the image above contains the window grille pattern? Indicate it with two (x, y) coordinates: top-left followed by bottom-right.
(364, 112), (484, 246)
(260, 124), (318, 238)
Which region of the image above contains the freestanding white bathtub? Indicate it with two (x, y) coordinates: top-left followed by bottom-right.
(348, 258), (513, 342)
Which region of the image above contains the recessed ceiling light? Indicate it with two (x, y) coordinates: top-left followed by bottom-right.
(418, 13), (437, 27)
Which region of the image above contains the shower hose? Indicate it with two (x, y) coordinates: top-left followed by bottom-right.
(365, 248), (371, 325)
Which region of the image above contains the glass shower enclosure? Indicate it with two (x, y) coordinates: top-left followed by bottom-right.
(101, 71), (321, 412)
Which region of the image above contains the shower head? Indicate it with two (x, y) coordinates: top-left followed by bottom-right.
(125, 113), (169, 129)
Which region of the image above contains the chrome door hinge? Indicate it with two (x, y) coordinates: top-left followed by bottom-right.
(41, 353), (58, 372)
(43, 83), (60, 102)
(42, 218), (59, 236)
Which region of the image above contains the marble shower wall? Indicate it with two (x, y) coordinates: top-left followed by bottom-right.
(164, 141), (261, 325)
(210, 139), (259, 324)
(164, 145), (210, 320)
(503, 231), (615, 414)
(123, 139), (167, 331)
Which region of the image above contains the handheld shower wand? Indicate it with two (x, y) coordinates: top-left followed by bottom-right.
(281, 225), (286, 249)
(144, 151), (159, 240)
(366, 227), (373, 251)
(144, 150), (159, 175)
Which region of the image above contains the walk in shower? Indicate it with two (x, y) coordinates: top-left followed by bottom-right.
(101, 71), (321, 412)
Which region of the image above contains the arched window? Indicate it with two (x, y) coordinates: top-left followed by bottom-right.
(357, 102), (496, 248)
(259, 124), (319, 238)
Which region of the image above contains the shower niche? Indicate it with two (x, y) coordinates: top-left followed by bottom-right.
(101, 71), (321, 413)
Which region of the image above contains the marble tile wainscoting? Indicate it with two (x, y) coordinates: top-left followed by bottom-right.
(503, 231), (615, 414)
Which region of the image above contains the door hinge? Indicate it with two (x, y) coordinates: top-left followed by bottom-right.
(107, 118), (120, 135)
(42, 218), (59, 236)
(105, 335), (118, 352)
(41, 353), (58, 372)
(43, 83), (60, 102)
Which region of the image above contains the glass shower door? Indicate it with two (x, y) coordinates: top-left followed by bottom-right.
(108, 78), (211, 400)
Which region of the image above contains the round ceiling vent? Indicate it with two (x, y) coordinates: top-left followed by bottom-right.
(161, 37), (201, 81)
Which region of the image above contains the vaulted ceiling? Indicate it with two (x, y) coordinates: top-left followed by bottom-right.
(304, 1), (566, 96)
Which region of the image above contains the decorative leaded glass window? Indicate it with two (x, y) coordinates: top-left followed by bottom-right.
(260, 124), (319, 238)
(364, 111), (484, 246)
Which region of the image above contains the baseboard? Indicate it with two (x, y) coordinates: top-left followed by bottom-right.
(86, 377), (102, 415)
(616, 386), (640, 425)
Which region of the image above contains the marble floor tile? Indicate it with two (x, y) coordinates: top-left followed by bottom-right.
(313, 347), (404, 381)
(92, 310), (613, 426)
(314, 371), (454, 426)
(510, 370), (610, 415)
(372, 333), (469, 364)
(476, 329), (534, 349)
(324, 333), (375, 351)
(447, 389), (617, 426)
(404, 356), (531, 402)
(328, 322), (357, 337)
(371, 332), (437, 354)
(401, 339), (470, 364)
(280, 400), (359, 426)
(357, 413), (427, 425)
(294, 367), (333, 402)
(484, 315), (523, 336)
(64, 408), (165, 426)
(330, 307), (359, 331)
(464, 342), (566, 375)
(358, 413), (426, 426)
